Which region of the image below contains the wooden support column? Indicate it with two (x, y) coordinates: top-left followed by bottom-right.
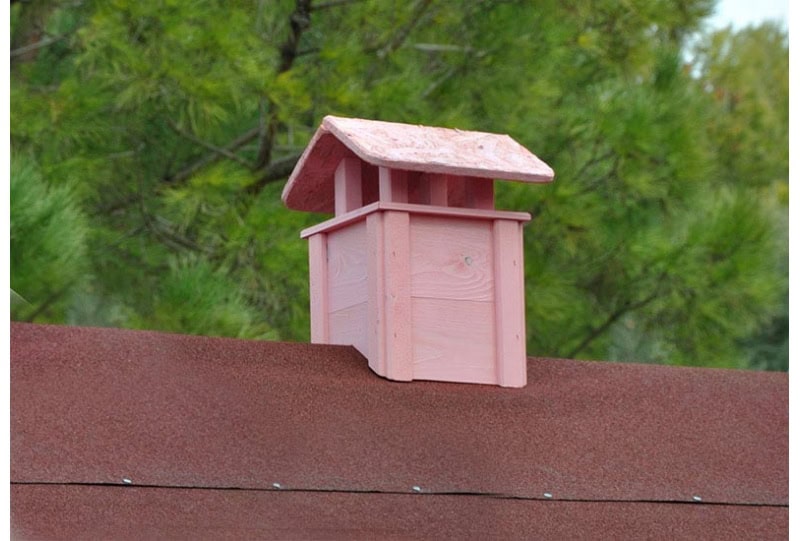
(468, 181), (495, 210)
(366, 213), (385, 376)
(379, 167), (408, 203)
(308, 233), (329, 343)
(492, 220), (527, 387)
(428, 174), (449, 206)
(378, 211), (413, 381)
(334, 157), (362, 216)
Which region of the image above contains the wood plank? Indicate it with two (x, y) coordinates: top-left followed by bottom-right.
(301, 202), (380, 239)
(366, 212), (385, 376)
(328, 302), (368, 357)
(379, 202), (529, 224)
(361, 162), (380, 206)
(468, 180), (494, 210)
(379, 167), (408, 203)
(446, 175), (468, 208)
(334, 157), (362, 216)
(382, 211), (413, 381)
(326, 222), (368, 312)
(492, 219), (527, 387)
(283, 116), (555, 214)
(427, 173), (449, 206)
(407, 171), (429, 205)
(410, 216), (493, 302)
(412, 298), (496, 384)
(300, 201), (529, 239)
(308, 233), (329, 343)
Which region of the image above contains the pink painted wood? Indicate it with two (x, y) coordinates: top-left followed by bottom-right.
(427, 174), (449, 206)
(379, 167), (408, 203)
(303, 206), (529, 386)
(492, 220), (527, 387)
(283, 116), (554, 213)
(307, 233), (329, 343)
(469, 180), (494, 210)
(300, 201), (530, 239)
(366, 213), (385, 376)
(287, 116), (553, 387)
(381, 211), (413, 381)
(334, 157), (362, 216)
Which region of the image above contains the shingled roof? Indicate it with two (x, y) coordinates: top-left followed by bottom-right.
(11, 322), (788, 539)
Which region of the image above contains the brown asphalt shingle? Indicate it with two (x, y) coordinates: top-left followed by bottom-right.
(11, 322), (788, 539)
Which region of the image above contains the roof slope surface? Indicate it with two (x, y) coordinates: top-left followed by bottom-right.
(282, 115), (554, 213)
(11, 323), (788, 539)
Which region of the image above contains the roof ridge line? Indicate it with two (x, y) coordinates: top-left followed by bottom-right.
(12, 481), (788, 509)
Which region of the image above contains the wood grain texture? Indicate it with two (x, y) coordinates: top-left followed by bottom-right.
(282, 116), (554, 214)
(326, 222), (368, 312)
(325, 115), (554, 182)
(328, 301), (368, 357)
(382, 211), (413, 381)
(379, 167), (408, 203)
(412, 298), (496, 384)
(444, 175), (468, 208)
(366, 212), (385, 376)
(334, 157), (362, 216)
(468, 180), (494, 210)
(304, 201), (529, 386)
(361, 162), (380, 206)
(493, 220), (527, 387)
(410, 216), (493, 302)
(308, 233), (329, 343)
(300, 202), (529, 238)
(426, 173), (449, 206)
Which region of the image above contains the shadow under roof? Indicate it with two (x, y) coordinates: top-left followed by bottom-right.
(282, 116), (555, 213)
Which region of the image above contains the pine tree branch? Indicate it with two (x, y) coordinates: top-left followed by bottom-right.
(137, 176), (213, 255)
(10, 33), (67, 59)
(312, 0), (362, 10)
(254, 0), (313, 171)
(246, 152), (303, 194)
(564, 291), (660, 359)
(166, 126), (260, 185)
(167, 120), (253, 168)
(376, 0), (433, 58)
(22, 281), (75, 322)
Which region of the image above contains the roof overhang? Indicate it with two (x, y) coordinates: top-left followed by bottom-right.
(282, 116), (555, 213)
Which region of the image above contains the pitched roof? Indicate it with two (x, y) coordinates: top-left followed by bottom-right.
(282, 116), (554, 213)
(11, 322), (788, 539)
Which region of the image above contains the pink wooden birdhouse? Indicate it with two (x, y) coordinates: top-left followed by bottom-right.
(282, 116), (554, 387)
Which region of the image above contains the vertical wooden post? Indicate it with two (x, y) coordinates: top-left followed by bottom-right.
(468, 181), (494, 210)
(379, 167), (408, 203)
(366, 213), (385, 376)
(382, 211), (413, 381)
(428, 174), (449, 206)
(492, 220), (527, 387)
(335, 157), (362, 216)
(308, 233), (329, 343)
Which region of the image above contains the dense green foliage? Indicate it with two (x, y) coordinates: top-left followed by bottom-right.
(10, 1), (787, 369)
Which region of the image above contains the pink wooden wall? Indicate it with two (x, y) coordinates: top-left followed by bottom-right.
(306, 202), (528, 387)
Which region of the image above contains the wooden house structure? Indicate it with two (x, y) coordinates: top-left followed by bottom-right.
(283, 116), (554, 387)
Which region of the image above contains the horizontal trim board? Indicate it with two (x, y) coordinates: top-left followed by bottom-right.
(301, 202), (530, 238)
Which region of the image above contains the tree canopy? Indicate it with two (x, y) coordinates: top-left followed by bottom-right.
(10, 0), (788, 370)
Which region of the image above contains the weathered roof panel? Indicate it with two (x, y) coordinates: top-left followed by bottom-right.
(11, 322), (787, 509)
(282, 116), (554, 213)
(11, 485), (788, 541)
